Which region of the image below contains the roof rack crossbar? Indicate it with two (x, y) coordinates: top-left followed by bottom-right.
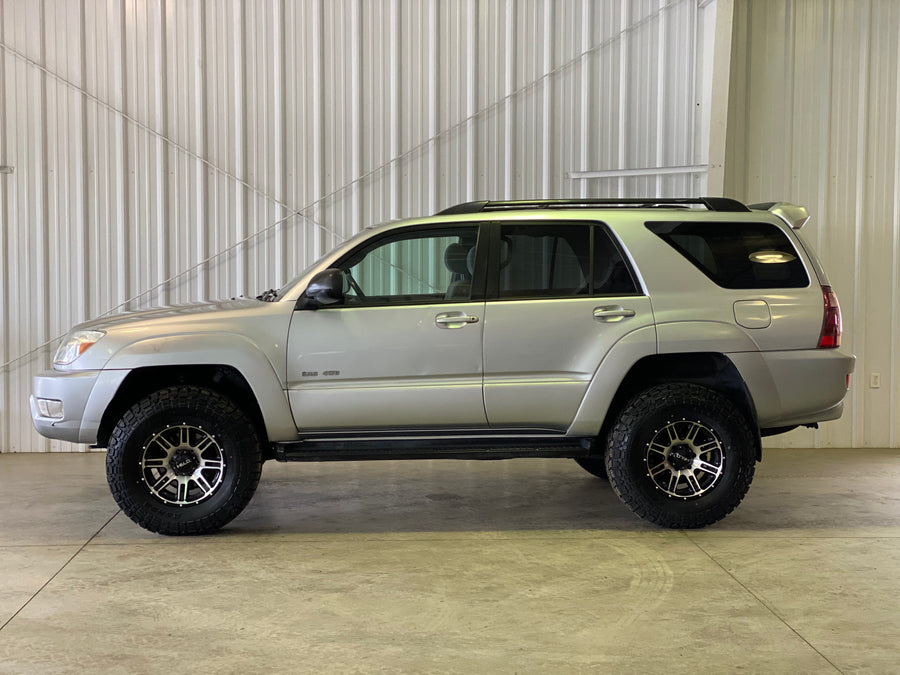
(437, 197), (749, 215)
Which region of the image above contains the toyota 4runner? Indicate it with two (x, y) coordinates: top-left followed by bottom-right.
(31, 197), (855, 534)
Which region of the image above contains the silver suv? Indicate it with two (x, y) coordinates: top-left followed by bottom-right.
(31, 197), (855, 535)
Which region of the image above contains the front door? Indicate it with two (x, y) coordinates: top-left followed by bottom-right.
(286, 224), (487, 432)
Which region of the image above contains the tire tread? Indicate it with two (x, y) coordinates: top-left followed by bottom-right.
(106, 385), (262, 536)
(605, 383), (756, 529)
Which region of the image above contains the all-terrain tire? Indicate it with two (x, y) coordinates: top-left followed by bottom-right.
(106, 386), (263, 535)
(605, 383), (756, 529)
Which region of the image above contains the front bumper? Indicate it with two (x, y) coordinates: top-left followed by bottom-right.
(31, 369), (129, 444)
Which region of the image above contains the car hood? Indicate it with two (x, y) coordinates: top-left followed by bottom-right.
(56, 296), (295, 373)
(74, 298), (263, 332)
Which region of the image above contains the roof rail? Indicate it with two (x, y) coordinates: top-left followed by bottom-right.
(437, 197), (750, 215)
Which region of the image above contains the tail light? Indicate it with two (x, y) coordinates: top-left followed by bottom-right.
(818, 285), (842, 348)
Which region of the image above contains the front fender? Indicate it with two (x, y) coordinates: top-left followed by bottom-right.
(105, 333), (297, 441)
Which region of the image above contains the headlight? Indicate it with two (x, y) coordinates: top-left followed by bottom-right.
(54, 330), (106, 365)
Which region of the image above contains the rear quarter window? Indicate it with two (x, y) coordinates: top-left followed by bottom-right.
(645, 221), (809, 289)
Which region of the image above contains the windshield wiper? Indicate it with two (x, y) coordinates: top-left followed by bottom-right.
(256, 288), (278, 302)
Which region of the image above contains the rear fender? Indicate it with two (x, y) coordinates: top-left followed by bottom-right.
(656, 321), (760, 354)
(568, 325), (657, 437)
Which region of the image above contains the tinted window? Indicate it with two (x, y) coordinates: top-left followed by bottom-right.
(646, 221), (809, 289)
(593, 226), (639, 295)
(497, 224), (637, 299)
(341, 226), (479, 305)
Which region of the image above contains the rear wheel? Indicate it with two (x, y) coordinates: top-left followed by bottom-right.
(106, 386), (262, 535)
(605, 383), (756, 528)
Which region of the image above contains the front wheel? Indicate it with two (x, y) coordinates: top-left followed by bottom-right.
(605, 383), (756, 529)
(106, 386), (263, 535)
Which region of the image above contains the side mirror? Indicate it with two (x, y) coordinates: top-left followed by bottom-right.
(298, 268), (344, 309)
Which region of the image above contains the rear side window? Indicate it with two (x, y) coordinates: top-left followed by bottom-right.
(495, 223), (638, 299)
(646, 221), (809, 289)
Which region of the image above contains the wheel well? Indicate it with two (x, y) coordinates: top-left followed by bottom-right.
(599, 353), (762, 461)
(96, 365), (269, 452)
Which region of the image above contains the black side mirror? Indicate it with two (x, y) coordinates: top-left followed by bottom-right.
(298, 268), (344, 309)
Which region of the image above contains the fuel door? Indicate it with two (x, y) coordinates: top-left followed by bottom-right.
(734, 300), (771, 329)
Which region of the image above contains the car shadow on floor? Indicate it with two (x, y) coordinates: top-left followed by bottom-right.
(7, 452), (897, 544)
(98, 456), (900, 540)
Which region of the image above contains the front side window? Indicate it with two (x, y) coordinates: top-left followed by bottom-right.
(340, 226), (480, 305)
(496, 223), (637, 299)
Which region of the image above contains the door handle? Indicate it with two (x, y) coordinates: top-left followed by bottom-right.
(435, 312), (479, 328)
(593, 306), (636, 322)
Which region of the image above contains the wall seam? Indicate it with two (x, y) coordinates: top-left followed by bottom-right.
(892, 0), (900, 448)
(38, 0), (50, 451)
(850, 0), (871, 448)
(0, 0), (9, 451)
(158, 0), (169, 306)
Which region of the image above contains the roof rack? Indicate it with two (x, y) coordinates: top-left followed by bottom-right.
(437, 197), (750, 215)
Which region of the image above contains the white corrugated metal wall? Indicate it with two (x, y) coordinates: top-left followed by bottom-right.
(1, 0), (718, 452)
(726, 0), (900, 449)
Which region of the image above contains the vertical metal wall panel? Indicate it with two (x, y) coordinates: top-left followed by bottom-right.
(726, 0), (900, 449)
(1, 0), (716, 452)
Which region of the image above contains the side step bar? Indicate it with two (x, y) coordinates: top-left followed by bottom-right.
(274, 436), (591, 462)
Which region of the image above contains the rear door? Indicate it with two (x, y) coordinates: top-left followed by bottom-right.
(481, 221), (654, 430)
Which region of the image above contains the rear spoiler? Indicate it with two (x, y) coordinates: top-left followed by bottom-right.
(748, 202), (810, 229)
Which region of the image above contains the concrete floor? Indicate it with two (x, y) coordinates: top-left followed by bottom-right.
(0, 449), (898, 674)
